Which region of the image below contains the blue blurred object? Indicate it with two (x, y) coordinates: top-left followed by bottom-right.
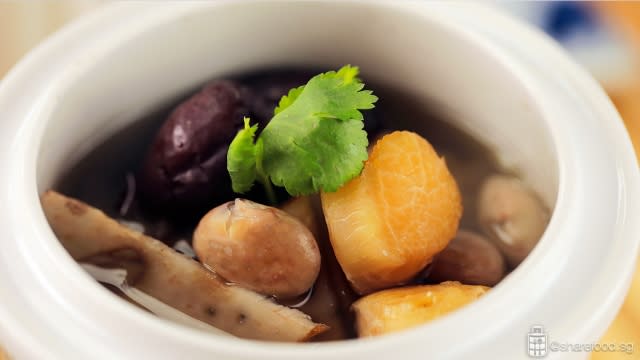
(499, 1), (635, 90)
(544, 1), (597, 41)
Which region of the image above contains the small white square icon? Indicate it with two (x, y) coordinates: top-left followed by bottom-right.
(528, 325), (547, 358)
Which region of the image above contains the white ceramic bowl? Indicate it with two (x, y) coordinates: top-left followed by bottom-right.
(0, 2), (638, 359)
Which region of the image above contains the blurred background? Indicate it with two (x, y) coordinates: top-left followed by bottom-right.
(0, 2), (638, 359)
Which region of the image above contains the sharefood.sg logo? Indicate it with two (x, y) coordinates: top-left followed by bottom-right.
(527, 325), (635, 358)
(527, 325), (547, 358)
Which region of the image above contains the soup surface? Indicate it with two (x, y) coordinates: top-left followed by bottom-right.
(51, 68), (542, 341)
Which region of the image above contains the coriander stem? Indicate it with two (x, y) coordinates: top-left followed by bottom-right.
(254, 138), (276, 205)
(262, 179), (277, 205)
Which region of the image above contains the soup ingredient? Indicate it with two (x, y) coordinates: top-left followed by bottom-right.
(428, 230), (505, 286)
(193, 198), (321, 299)
(477, 175), (550, 267)
(173, 239), (196, 258)
(322, 131), (462, 294)
(41, 191), (328, 342)
(227, 65), (377, 200)
(243, 69), (382, 140)
(281, 196), (359, 340)
(138, 80), (250, 212)
(353, 281), (488, 337)
(226, 118), (265, 198)
(280, 196), (322, 237)
(81, 263), (232, 336)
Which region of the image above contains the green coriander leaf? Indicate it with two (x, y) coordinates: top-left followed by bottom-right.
(227, 65), (377, 198)
(273, 65), (365, 116)
(261, 115), (368, 195)
(227, 117), (258, 193)
(335, 65), (359, 83)
(276, 65), (377, 124)
(274, 85), (304, 115)
(261, 65), (376, 195)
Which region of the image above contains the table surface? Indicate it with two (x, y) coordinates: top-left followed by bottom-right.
(0, 2), (637, 360)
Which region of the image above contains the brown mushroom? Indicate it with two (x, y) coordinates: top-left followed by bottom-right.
(194, 199), (321, 299)
(428, 230), (506, 286)
(477, 175), (550, 267)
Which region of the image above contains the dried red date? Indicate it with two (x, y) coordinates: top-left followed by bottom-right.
(138, 81), (250, 212)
